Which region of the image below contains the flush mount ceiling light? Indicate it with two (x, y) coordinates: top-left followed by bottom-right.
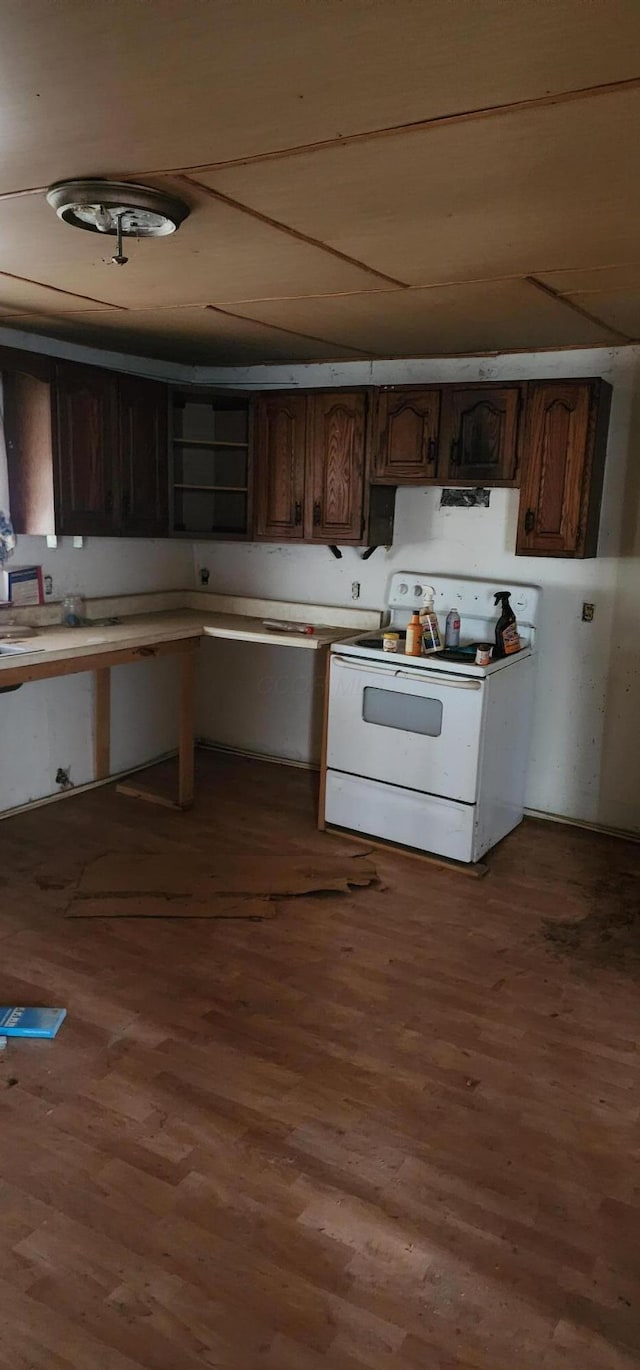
(46, 178), (190, 265)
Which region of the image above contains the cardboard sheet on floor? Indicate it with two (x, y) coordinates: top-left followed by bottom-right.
(66, 851), (377, 918)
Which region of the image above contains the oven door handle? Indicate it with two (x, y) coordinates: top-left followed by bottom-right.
(333, 657), (482, 689)
(394, 671), (482, 689)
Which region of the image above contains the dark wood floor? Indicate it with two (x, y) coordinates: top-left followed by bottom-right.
(0, 751), (639, 1370)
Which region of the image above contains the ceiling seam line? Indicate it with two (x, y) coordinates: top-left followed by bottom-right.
(204, 303), (381, 356)
(0, 73), (638, 202)
(0, 269), (128, 311)
(175, 175), (410, 289)
(525, 275), (632, 343)
(141, 73), (640, 177)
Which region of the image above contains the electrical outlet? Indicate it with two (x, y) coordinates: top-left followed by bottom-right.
(351, 581), (360, 600)
(582, 602), (595, 622)
(199, 567), (210, 587)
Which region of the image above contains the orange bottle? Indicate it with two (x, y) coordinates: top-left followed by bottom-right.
(405, 612), (423, 656)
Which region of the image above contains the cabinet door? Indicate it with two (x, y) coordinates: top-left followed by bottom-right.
(517, 381), (607, 558)
(440, 386), (521, 484)
(118, 375), (169, 536)
(53, 363), (118, 535)
(308, 391), (366, 542)
(254, 394), (306, 540)
(373, 388), (440, 482)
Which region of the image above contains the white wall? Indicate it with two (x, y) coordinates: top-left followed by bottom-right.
(194, 347), (640, 835)
(0, 536), (192, 812)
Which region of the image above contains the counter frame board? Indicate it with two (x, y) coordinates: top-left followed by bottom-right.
(0, 634), (201, 811)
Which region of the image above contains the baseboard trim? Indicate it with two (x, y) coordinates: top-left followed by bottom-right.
(0, 749), (178, 823)
(196, 738), (319, 771)
(524, 806), (640, 844)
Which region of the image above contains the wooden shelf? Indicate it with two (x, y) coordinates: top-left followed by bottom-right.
(172, 438), (249, 450)
(173, 484), (248, 493)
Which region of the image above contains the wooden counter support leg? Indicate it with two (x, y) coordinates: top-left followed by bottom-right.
(178, 647), (195, 810)
(94, 668), (111, 781)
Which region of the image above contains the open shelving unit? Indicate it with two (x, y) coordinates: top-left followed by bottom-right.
(170, 391), (253, 538)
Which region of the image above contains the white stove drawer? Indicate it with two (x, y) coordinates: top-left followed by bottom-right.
(325, 770), (477, 862)
(327, 654), (485, 804)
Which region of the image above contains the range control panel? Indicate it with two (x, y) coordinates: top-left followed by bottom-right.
(387, 573), (541, 632)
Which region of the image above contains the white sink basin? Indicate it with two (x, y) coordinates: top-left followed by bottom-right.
(0, 642), (44, 655)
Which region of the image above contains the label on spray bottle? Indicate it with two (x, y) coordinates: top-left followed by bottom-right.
(502, 622), (521, 654)
(419, 586), (443, 654)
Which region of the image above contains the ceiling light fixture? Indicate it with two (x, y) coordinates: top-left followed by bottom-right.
(46, 178), (190, 266)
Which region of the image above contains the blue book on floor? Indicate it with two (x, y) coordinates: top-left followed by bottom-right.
(0, 1007), (67, 1038)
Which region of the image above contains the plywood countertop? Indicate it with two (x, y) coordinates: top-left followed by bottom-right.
(0, 608), (355, 675)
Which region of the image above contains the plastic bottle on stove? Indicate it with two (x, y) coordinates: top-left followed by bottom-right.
(405, 612), (423, 656)
(419, 587), (443, 654)
(444, 608), (461, 649)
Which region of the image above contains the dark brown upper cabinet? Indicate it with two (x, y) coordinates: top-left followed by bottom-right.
(254, 393), (306, 541)
(307, 391), (366, 542)
(118, 374), (168, 537)
(254, 390), (369, 544)
(53, 363), (118, 535)
(517, 380), (611, 558)
(5, 362), (170, 537)
(439, 385), (523, 485)
(372, 387), (440, 483)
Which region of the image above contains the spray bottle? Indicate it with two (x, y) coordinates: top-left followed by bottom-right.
(419, 586), (443, 654)
(494, 590), (521, 657)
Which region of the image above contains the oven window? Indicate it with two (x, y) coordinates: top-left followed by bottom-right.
(362, 687), (443, 736)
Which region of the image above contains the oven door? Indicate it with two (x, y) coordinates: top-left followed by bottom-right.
(327, 654), (485, 803)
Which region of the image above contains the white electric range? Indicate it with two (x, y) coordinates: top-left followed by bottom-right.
(323, 573), (541, 863)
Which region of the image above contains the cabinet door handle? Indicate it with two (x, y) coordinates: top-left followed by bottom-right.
(313, 500), (322, 526)
(122, 491), (130, 518)
(524, 508), (535, 533)
(450, 438), (460, 465)
(294, 500), (302, 525)
(428, 437), (437, 466)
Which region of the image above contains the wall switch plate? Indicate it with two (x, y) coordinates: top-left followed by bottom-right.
(46, 534), (58, 549)
(351, 581), (360, 600)
(582, 602), (595, 622)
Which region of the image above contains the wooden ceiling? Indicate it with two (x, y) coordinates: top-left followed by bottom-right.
(0, 0), (639, 364)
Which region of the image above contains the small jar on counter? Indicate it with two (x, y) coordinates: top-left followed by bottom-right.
(61, 594), (86, 628)
(382, 631), (400, 653)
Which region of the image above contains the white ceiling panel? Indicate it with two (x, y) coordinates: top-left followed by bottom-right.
(0, 306), (370, 365)
(0, 272), (120, 316)
(561, 293), (640, 339)
(203, 87), (640, 287)
(538, 264), (640, 295)
(0, 1), (638, 194)
(225, 280), (617, 355)
(0, 183), (384, 309)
